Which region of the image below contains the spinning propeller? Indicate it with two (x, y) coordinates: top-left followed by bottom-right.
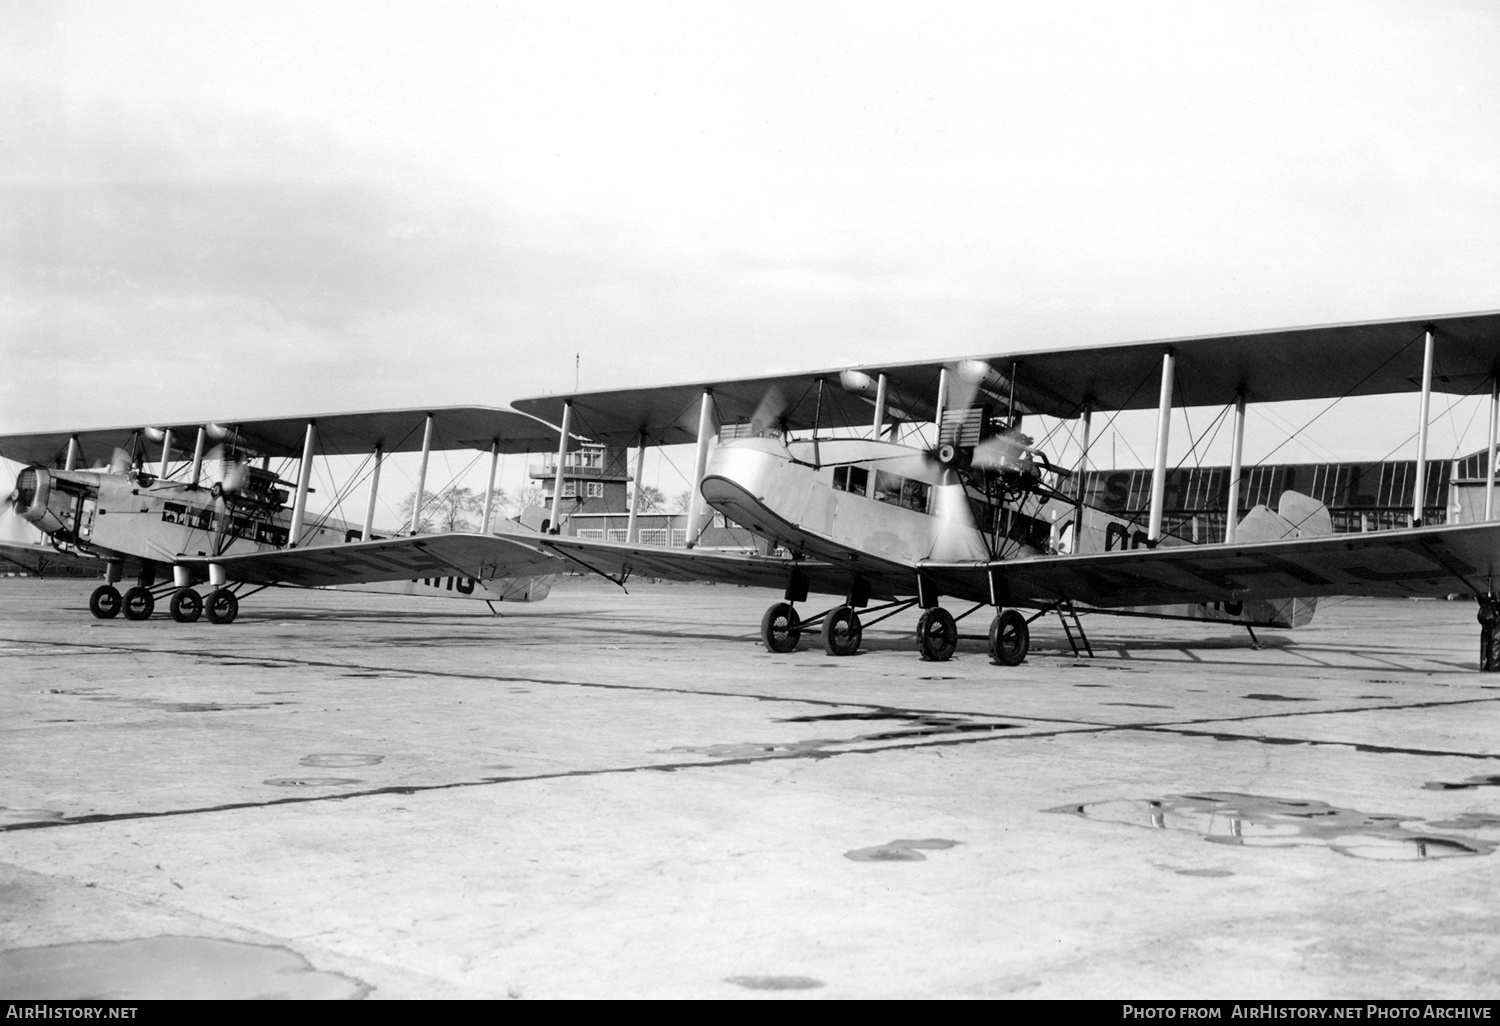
(203, 444), (251, 496)
(0, 465), (22, 519)
(749, 385), (791, 438)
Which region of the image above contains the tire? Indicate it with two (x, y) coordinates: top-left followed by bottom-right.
(822, 604), (862, 657)
(206, 589), (239, 625)
(989, 609), (1029, 666)
(122, 586), (155, 621)
(760, 602), (802, 653)
(89, 585), (122, 620)
(916, 607), (958, 662)
(169, 588), (203, 624)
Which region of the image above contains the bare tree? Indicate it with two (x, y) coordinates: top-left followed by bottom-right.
(633, 484), (666, 512)
(509, 485), (547, 517)
(670, 489), (694, 514)
(397, 487), (497, 534)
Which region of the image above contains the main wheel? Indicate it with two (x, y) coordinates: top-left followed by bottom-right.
(989, 609), (1030, 666)
(122, 586), (155, 621)
(760, 602), (802, 653)
(822, 605), (862, 657)
(205, 588), (239, 625)
(169, 588), (204, 623)
(89, 585), (122, 619)
(916, 607), (958, 662)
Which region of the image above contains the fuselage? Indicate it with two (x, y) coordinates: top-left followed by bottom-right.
(699, 435), (1315, 628)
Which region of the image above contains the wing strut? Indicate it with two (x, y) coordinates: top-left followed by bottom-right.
(1487, 376), (1499, 521)
(684, 389), (715, 548)
(1225, 391), (1246, 544)
(288, 421), (317, 547)
(538, 540), (631, 592)
(548, 401), (573, 534)
(1146, 350), (1175, 545)
(626, 430), (647, 544)
(1413, 329), (1437, 527)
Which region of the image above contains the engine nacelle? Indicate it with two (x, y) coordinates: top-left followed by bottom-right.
(10, 467), (97, 538)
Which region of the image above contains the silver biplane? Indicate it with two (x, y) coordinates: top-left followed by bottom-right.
(0, 408), (566, 622)
(510, 310), (1500, 670)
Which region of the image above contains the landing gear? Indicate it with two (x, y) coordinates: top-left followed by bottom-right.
(206, 589), (239, 625)
(169, 588), (204, 623)
(760, 602), (803, 653)
(916, 607), (958, 662)
(822, 604), (862, 657)
(1479, 597), (1500, 672)
(989, 609), (1029, 666)
(122, 586), (155, 621)
(89, 585), (122, 619)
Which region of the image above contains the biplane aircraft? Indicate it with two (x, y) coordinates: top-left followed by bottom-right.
(0, 408), (567, 622)
(7, 311), (1500, 672)
(508, 309), (1500, 671)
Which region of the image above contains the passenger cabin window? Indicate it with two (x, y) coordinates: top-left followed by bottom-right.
(831, 465), (869, 497)
(872, 469), (931, 513)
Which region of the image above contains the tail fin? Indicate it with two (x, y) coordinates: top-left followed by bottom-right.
(1232, 490), (1330, 627)
(1234, 490), (1332, 544)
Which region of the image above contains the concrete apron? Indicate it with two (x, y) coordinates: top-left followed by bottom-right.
(2, 578), (1499, 998)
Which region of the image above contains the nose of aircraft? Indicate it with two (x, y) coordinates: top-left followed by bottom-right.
(700, 437), (793, 533)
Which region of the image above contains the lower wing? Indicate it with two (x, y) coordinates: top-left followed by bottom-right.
(920, 521), (1500, 608)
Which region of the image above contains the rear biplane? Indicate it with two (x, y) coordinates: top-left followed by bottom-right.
(0, 408), (566, 622)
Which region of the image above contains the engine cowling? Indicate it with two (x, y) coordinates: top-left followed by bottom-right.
(12, 468), (64, 533)
(10, 467), (97, 538)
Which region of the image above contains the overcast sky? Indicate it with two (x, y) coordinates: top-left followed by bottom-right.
(3, 0), (1499, 488)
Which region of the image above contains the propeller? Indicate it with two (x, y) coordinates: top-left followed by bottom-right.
(203, 444), (251, 496)
(927, 468), (989, 561)
(85, 447), (134, 475)
(748, 385), (791, 438)
(0, 465), (21, 519)
(970, 427), (1034, 477)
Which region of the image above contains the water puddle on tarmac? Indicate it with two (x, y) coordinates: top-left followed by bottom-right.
(1428, 813), (1500, 830)
(777, 710), (1018, 742)
(299, 754), (384, 768)
(43, 688), (292, 714)
(1049, 792), (1496, 860)
(0, 936), (369, 999)
(845, 838), (960, 862)
(726, 975), (825, 991)
(1424, 774), (1500, 791)
(0, 807), (65, 826)
(667, 710), (1016, 759)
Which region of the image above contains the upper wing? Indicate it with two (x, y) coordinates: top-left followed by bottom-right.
(920, 521), (1500, 608)
(512, 309), (1500, 437)
(175, 532), (563, 588)
(0, 406), (564, 468)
